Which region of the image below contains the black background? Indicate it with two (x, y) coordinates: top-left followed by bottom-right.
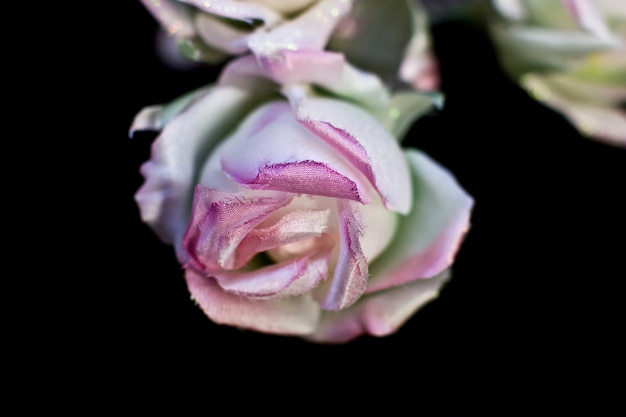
(94, 2), (625, 414)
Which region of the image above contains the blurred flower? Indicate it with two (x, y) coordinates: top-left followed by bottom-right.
(487, 0), (626, 147)
(139, 0), (440, 90)
(130, 50), (473, 343)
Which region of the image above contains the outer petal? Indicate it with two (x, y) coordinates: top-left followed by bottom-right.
(306, 269), (451, 343)
(129, 85), (212, 137)
(328, 0), (438, 89)
(194, 12), (253, 55)
(398, 0), (440, 91)
(366, 150), (473, 293)
(285, 90), (412, 214)
(180, 0), (282, 26)
(186, 269), (321, 335)
(134, 81), (275, 248)
(217, 101), (373, 204)
(247, 0), (352, 57)
(327, 0), (411, 85)
(384, 91), (444, 140)
(226, 51), (390, 117)
(563, 0), (613, 40)
(139, 0), (196, 38)
(489, 24), (620, 77)
(522, 72), (626, 147)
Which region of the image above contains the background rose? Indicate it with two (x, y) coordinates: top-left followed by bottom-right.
(139, 0), (440, 90)
(486, 0), (626, 147)
(130, 50), (473, 343)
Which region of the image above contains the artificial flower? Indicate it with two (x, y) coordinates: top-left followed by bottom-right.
(486, 0), (626, 147)
(131, 50), (473, 342)
(139, 0), (440, 90)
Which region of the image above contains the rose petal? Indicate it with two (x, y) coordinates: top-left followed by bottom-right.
(252, 0), (318, 15)
(286, 92), (412, 214)
(492, 0), (527, 20)
(384, 91), (444, 140)
(129, 85), (212, 137)
(256, 51), (346, 87)
(306, 269), (451, 343)
(212, 249), (331, 300)
(222, 52), (390, 116)
(327, 0), (413, 85)
(522, 72), (626, 147)
(182, 185), (293, 272)
(366, 150), (473, 293)
(194, 11), (253, 54)
(315, 200), (368, 311)
(134, 76), (275, 248)
(217, 101), (373, 203)
(186, 269), (321, 335)
(180, 0), (282, 26)
(247, 0), (352, 57)
(563, 0), (613, 40)
(491, 25), (620, 76)
(139, 0), (196, 38)
(398, 0), (440, 90)
(236, 208), (332, 266)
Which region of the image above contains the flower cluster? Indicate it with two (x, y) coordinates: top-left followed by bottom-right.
(486, 0), (626, 147)
(131, 0), (476, 343)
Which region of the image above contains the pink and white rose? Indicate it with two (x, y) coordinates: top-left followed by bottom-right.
(139, 0), (440, 90)
(488, 0), (626, 147)
(131, 50), (473, 343)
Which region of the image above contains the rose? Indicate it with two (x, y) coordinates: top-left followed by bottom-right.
(139, 0), (440, 90)
(487, 0), (626, 147)
(131, 50), (473, 343)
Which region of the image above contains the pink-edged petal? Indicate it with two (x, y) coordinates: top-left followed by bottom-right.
(562, 0), (613, 40)
(186, 269), (321, 335)
(182, 185), (293, 272)
(248, 0), (352, 57)
(236, 208), (331, 266)
(285, 91), (412, 214)
(218, 101), (372, 203)
(366, 150), (473, 293)
(315, 200), (368, 311)
(306, 269), (451, 343)
(139, 0), (196, 38)
(213, 249), (331, 300)
(180, 0), (282, 26)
